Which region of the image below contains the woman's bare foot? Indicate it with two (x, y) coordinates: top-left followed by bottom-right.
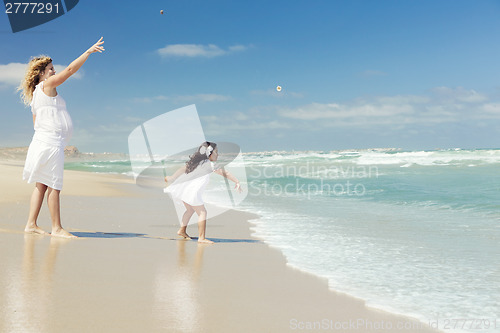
(198, 238), (214, 244)
(177, 229), (192, 239)
(24, 224), (48, 235)
(51, 228), (77, 239)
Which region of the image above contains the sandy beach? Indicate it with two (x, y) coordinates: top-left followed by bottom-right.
(0, 156), (441, 332)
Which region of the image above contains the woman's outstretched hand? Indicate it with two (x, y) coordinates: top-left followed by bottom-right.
(234, 182), (242, 193)
(86, 37), (105, 54)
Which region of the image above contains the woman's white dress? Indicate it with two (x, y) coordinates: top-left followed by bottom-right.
(165, 160), (216, 206)
(23, 81), (73, 190)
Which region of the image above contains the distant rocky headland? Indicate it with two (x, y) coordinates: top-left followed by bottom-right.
(0, 146), (128, 162)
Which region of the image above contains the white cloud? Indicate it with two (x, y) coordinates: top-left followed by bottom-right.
(234, 112), (249, 121)
(277, 87), (500, 127)
(179, 94), (231, 102)
(431, 86), (487, 103)
(0, 62), (83, 88)
(203, 118), (291, 136)
(200, 110), (292, 136)
(278, 99), (415, 121)
(157, 44), (249, 58)
(376, 95), (430, 104)
(228, 45), (248, 52)
(250, 88), (304, 98)
(0, 63), (26, 87)
(482, 103), (500, 114)
(133, 93), (231, 103)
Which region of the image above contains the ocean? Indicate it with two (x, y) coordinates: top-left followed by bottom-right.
(65, 148), (500, 332)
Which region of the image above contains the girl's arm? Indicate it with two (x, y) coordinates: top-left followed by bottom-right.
(165, 165), (186, 183)
(214, 168), (242, 192)
(44, 37), (105, 91)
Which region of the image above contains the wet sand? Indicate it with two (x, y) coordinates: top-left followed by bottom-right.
(0, 161), (440, 332)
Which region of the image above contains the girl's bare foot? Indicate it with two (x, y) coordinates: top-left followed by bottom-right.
(177, 230), (192, 239)
(198, 238), (214, 244)
(51, 228), (77, 239)
(24, 224), (48, 235)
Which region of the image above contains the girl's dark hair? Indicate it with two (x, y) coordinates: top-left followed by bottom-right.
(185, 141), (217, 174)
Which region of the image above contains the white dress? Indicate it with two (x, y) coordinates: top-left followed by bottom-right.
(23, 81), (73, 190)
(165, 160), (217, 206)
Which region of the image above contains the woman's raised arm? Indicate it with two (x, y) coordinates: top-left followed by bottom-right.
(44, 37), (105, 90)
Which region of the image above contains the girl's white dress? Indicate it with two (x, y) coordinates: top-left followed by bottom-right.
(23, 81), (73, 190)
(165, 160), (216, 206)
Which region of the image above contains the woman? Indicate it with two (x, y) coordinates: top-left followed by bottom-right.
(165, 142), (242, 244)
(19, 37), (105, 238)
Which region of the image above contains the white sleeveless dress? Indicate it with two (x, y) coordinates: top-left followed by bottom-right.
(165, 160), (217, 206)
(23, 81), (73, 190)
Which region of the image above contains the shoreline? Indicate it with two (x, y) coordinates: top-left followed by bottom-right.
(246, 221), (438, 332)
(0, 158), (441, 332)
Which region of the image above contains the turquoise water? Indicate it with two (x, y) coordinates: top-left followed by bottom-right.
(65, 159), (133, 175)
(241, 149), (500, 332)
(66, 148), (500, 332)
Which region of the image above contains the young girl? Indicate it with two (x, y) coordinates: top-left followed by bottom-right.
(165, 141), (241, 244)
(19, 37), (105, 238)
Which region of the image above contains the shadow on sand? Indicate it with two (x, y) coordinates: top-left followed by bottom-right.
(187, 237), (262, 244)
(71, 232), (147, 239)
(70, 232), (261, 243)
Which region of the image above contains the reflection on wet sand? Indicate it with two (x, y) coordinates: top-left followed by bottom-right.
(153, 240), (209, 331)
(4, 235), (69, 333)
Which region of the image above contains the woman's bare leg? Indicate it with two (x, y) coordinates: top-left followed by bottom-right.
(47, 187), (75, 238)
(25, 182), (48, 234)
(192, 205), (213, 244)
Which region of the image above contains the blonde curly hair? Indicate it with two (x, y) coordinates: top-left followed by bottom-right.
(18, 55), (52, 106)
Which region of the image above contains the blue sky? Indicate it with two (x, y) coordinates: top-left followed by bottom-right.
(1, 0), (500, 153)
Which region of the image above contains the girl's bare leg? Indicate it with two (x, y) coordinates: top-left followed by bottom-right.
(178, 202), (194, 239)
(25, 182), (49, 234)
(47, 187), (76, 238)
(192, 205), (213, 244)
